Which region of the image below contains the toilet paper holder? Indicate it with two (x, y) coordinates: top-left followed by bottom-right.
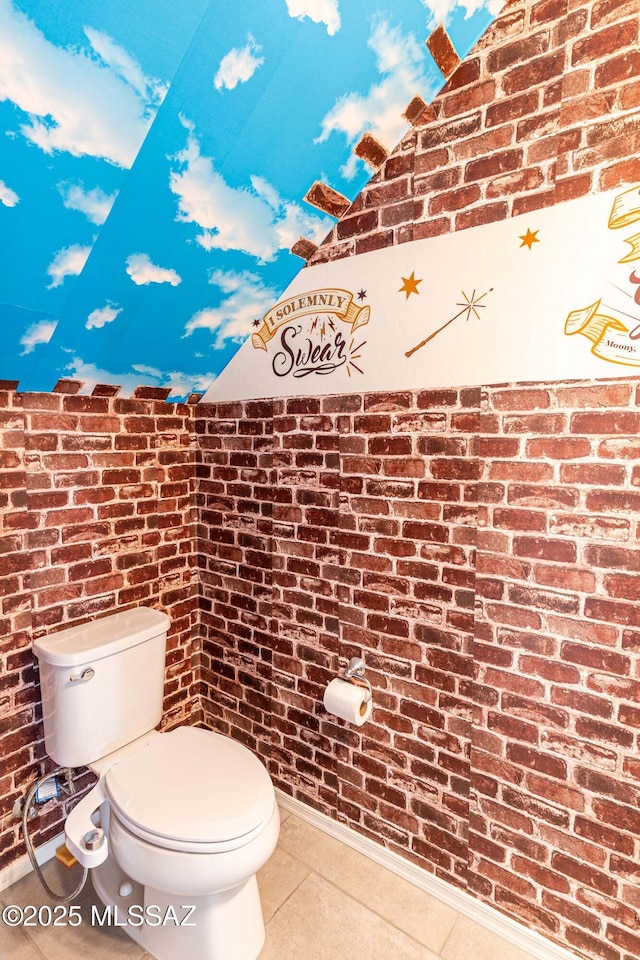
(343, 657), (372, 702)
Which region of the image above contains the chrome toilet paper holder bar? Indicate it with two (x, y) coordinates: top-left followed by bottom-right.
(343, 657), (373, 702)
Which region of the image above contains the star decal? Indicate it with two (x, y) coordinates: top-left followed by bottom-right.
(357, 288), (367, 301)
(519, 228), (540, 250)
(252, 318), (261, 327)
(399, 272), (422, 299)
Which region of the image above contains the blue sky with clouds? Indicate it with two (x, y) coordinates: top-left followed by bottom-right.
(0, 0), (501, 396)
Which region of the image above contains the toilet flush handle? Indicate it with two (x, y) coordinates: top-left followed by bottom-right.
(69, 667), (95, 684)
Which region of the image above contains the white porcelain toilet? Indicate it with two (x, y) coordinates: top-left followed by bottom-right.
(33, 606), (279, 960)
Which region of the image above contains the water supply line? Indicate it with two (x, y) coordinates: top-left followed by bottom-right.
(21, 768), (88, 902)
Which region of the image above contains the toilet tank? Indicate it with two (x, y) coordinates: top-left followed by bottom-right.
(33, 607), (169, 768)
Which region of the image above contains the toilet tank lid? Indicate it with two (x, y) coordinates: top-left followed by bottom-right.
(32, 607), (170, 667)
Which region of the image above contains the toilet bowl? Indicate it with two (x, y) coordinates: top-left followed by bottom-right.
(66, 726), (279, 960)
(33, 608), (279, 960)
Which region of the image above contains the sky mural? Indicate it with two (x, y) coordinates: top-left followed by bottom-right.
(0, 0), (501, 397)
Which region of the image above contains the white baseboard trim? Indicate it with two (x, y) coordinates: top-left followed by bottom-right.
(276, 790), (584, 960)
(0, 831), (65, 894)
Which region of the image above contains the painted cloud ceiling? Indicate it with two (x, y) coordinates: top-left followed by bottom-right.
(0, 0), (500, 397)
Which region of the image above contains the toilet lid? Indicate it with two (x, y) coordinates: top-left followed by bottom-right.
(105, 727), (274, 845)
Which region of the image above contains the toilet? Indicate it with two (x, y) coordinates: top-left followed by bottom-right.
(33, 606), (279, 960)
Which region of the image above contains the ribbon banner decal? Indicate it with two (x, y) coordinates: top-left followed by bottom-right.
(620, 232), (640, 265)
(252, 288), (370, 351)
(608, 184), (640, 232)
(565, 300), (640, 366)
(251, 286), (371, 380)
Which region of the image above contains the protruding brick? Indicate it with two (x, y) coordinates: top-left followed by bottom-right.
(91, 383), (121, 397)
(291, 237), (319, 260)
(354, 132), (389, 169)
(52, 379), (83, 395)
(304, 181), (351, 218)
(403, 95), (434, 126)
(132, 386), (172, 401)
(427, 23), (462, 79)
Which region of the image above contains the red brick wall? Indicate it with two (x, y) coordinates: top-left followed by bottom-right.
(335, 389), (478, 881)
(473, 379), (640, 960)
(196, 390), (478, 888)
(0, 387), (32, 871)
(309, 0), (640, 264)
(270, 397), (341, 816)
(195, 401), (274, 760)
(195, 380), (640, 960)
(0, 388), (199, 872)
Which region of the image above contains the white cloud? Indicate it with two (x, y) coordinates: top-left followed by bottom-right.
(46, 244), (92, 288)
(185, 268), (277, 347)
(0, 3), (166, 167)
(83, 27), (168, 103)
(0, 179), (19, 206)
(86, 301), (122, 330)
(58, 182), (118, 225)
(159, 370), (217, 397)
(422, 0), (504, 23)
(214, 35), (263, 91)
(285, 0), (341, 36)
(169, 123), (331, 262)
(132, 363), (162, 378)
(125, 253), (182, 286)
(65, 357), (216, 398)
(20, 318), (57, 354)
(275, 196), (332, 250)
(317, 19), (441, 176)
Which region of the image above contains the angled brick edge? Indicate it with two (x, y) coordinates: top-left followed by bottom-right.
(427, 23), (462, 79)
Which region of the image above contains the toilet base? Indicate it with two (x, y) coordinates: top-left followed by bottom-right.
(92, 855), (265, 960)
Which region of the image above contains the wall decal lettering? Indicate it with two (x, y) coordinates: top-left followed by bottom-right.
(252, 287), (370, 379)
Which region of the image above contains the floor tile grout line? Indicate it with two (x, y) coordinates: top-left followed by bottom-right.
(276, 830), (455, 957)
(307, 869), (453, 957)
(0, 886), (52, 960)
(12, 922), (51, 960)
(263, 868), (313, 927)
(437, 912), (463, 959)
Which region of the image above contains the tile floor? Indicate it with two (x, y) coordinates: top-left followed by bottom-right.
(1, 807), (539, 960)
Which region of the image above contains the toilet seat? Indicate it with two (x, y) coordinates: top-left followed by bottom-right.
(105, 726), (275, 853)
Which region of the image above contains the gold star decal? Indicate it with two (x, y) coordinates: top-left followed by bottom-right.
(399, 272), (422, 299)
(519, 229), (540, 250)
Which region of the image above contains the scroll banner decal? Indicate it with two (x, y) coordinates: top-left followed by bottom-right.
(620, 232), (640, 264)
(252, 288), (370, 351)
(609, 185), (640, 265)
(564, 300), (640, 366)
(608, 184), (640, 231)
